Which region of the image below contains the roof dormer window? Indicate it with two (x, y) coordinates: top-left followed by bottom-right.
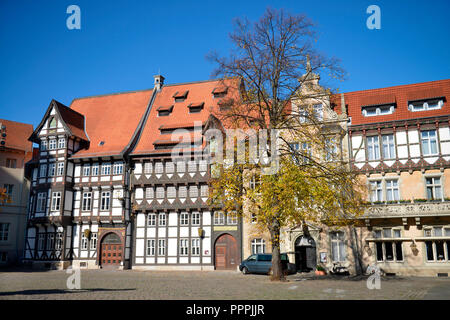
(173, 91), (188, 103)
(212, 86), (228, 98)
(362, 104), (395, 117)
(157, 105), (174, 117)
(188, 102), (204, 113)
(49, 117), (57, 128)
(408, 99), (444, 112)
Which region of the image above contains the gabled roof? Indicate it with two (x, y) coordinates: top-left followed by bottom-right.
(69, 89), (153, 158)
(29, 99), (89, 142)
(131, 78), (241, 155)
(0, 118), (33, 152)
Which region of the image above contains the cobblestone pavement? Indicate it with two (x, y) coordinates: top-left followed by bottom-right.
(0, 269), (449, 300)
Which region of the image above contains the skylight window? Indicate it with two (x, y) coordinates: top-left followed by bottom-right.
(173, 91), (189, 102)
(362, 104), (395, 117)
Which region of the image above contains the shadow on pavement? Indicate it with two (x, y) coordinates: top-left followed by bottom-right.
(0, 288), (135, 296)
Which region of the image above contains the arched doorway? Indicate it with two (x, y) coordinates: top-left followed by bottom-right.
(215, 234), (238, 270)
(294, 235), (316, 272)
(100, 232), (123, 268)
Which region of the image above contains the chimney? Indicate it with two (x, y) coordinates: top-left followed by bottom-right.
(153, 74), (165, 92)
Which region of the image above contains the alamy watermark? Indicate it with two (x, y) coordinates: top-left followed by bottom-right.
(66, 5), (81, 30)
(66, 266), (81, 290)
(366, 264), (381, 290)
(366, 5), (381, 30)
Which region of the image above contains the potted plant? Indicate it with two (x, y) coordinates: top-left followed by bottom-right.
(315, 265), (326, 276)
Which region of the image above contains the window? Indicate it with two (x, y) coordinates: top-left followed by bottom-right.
(385, 180), (399, 201)
(38, 233), (45, 250)
(200, 185), (209, 197)
(362, 105), (394, 117)
(148, 213), (157, 226)
(40, 164), (47, 177)
(58, 138), (65, 149)
(382, 134), (396, 159)
(49, 139), (57, 150)
(0, 252), (7, 262)
(144, 162), (153, 174)
(374, 228), (403, 262)
(251, 213), (257, 223)
(369, 181), (383, 202)
(0, 223), (10, 241)
(3, 184), (13, 202)
(155, 162), (164, 174)
(51, 192), (61, 211)
(82, 192), (92, 211)
(158, 239), (166, 256)
(191, 212), (200, 226)
(189, 185), (198, 198)
(159, 213), (166, 226)
(191, 238), (200, 256)
(367, 136), (380, 160)
(145, 187), (154, 199)
(325, 138), (338, 161)
(113, 162), (123, 175)
(199, 160), (207, 172)
(426, 177), (442, 200)
(101, 163), (111, 175)
(83, 165), (91, 176)
(41, 140), (47, 151)
(188, 161), (197, 173)
(165, 162), (174, 174)
(249, 174), (261, 190)
(167, 186), (176, 199)
(251, 239), (266, 254)
(409, 99), (444, 112)
(6, 158), (17, 168)
(48, 163), (56, 177)
(421, 130), (438, 155)
(81, 233), (88, 250)
(49, 118), (57, 128)
(330, 232), (346, 262)
(180, 212), (189, 226)
(90, 233), (97, 250)
(156, 187), (164, 199)
(46, 233), (55, 250)
(147, 239), (156, 256)
(180, 239), (189, 256)
(57, 162), (64, 176)
(214, 212), (225, 225)
(100, 191), (111, 211)
(424, 227), (450, 262)
(313, 104), (323, 121)
(178, 186), (187, 198)
(91, 164), (99, 176)
(227, 212), (238, 225)
(55, 233), (63, 250)
(209, 138), (218, 153)
(37, 192), (46, 212)
(176, 161), (186, 173)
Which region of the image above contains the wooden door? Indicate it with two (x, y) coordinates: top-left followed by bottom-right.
(215, 234), (238, 270)
(100, 233), (122, 267)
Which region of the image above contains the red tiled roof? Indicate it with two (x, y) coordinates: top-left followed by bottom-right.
(188, 102), (205, 108)
(332, 79), (450, 126)
(212, 86), (228, 94)
(0, 119), (33, 152)
(173, 90), (189, 98)
(54, 100), (89, 141)
(360, 94), (396, 107)
(159, 121), (205, 130)
(70, 90), (153, 158)
(132, 78), (240, 155)
(156, 105), (174, 112)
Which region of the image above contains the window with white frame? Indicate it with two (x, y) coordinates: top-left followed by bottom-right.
(55, 233), (63, 250)
(49, 118), (57, 128)
(83, 165), (91, 176)
(367, 136), (380, 160)
(147, 239), (156, 256)
(155, 162), (164, 174)
(251, 238), (266, 254)
(189, 185), (198, 198)
(176, 161), (186, 173)
(147, 213), (157, 226)
(373, 228), (403, 262)
(158, 239), (166, 256)
(165, 162), (174, 174)
(191, 238), (200, 256)
(113, 162), (123, 175)
(0, 223), (10, 241)
(57, 162), (64, 176)
(101, 163), (111, 175)
(227, 212), (238, 225)
(180, 212), (189, 225)
(144, 162), (153, 174)
(81, 233), (88, 250)
(82, 192), (92, 211)
(58, 138), (65, 149)
(48, 163), (56, 177)
(249, 174), (261, 190)
(167, 186), (176, 199)
(178, 186), (187, 198)
(424, 227), (450, 262)
(36, 193), (46, 212)
(180, 239), (189, 256)
(40, 164), (47, 177)
(49, 139), (57, 150)
(41, 140), (47, 151)
(188, 161), (197, 173)
(421, 130), (438, 155)
(191, 212), (200, 226)
(156, 186), (164, 199)
(330, 231), (346, 262)
(385, 180), (399, 201)
(51, 192), (61, 211)
(90, 233), (97, 250)
(46, 233), (55, 250)
(369, 180), (383, 202)
(200, 185), (209, 197)
(100, 191), (111, 211)
(199, 160), (207, 172)
(91, 164), (99, 176)
(362, 105), (394, 117)
(426, 177), (442, 200)
(159, 213), (166, 226)
(214, 211), (225, 225)
(409, 99), (444, 112)
(382, 134), (396, 159)
(145, 187), (154, 199)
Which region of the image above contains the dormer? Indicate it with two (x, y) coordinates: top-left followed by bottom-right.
(157, 105), (174, 117)
(360, 94), (396, 117)
(212, 86), (228, 99)
(407, 89), (445, 112)
(188, 102), (204, 113)
(173, 90), (189, 103)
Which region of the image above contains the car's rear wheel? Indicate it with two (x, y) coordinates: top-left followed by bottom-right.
(242, 267), (249, 275)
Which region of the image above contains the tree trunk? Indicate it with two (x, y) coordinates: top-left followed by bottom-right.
(269, 220), (284, 281)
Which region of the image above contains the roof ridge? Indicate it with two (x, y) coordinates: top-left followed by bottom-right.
(69, 88), (154, 104)
(162, 77), (232, 87)
(55, 100), (86, 119)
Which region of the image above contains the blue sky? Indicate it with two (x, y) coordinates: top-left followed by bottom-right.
(1, 0), (449, 128)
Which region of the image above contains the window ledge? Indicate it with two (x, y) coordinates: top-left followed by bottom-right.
(366, 237), (413, 242)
